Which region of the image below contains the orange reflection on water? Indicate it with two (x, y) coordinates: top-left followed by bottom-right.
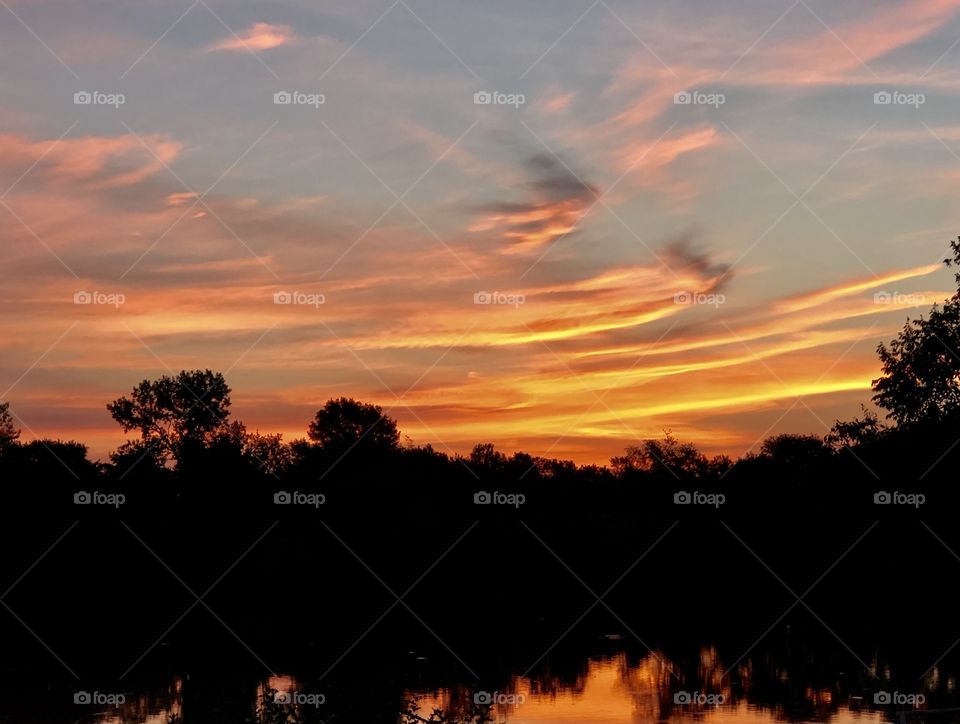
(408, 653), (889, 724)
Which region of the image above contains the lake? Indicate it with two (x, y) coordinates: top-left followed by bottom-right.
(22, 640), (948, 723)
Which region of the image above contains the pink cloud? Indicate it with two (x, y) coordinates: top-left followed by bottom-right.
(209, 22), (293, 52)
(0, 132), (181, 190)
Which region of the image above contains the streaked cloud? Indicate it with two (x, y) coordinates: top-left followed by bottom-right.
(2, 0), (960, 464)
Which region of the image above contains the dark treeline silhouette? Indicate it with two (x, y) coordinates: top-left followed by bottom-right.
(4, 242), (960, 723)
(4, 239), (960, 500)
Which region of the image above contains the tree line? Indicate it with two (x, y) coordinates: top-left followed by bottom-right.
(3, 238), (960, 488)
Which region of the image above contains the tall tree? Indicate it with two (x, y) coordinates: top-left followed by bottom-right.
(107, 370), (232, 467)
(0, 401), (20, 451)
(307, 398), (399, 454)
(872, 237), (960, 425)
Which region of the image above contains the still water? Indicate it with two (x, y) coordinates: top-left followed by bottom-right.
(72, 646), (933, 724)
(404, 654), (890, 724)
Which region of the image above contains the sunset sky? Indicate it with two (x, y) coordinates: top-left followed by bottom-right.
(3, 0), (960, 464)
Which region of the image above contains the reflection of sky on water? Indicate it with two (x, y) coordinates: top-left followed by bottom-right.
(61, 648), (937, 723)
(97, 676), (182, 724)
(409, 653), (891, 724)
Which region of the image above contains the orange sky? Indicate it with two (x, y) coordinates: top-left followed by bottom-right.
(2, 0), (960, 463)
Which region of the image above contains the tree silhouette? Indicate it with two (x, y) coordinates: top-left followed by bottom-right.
(107, 369), (232, 468)
(826, 407), (886, 449)
(307, 397), (399, 454)
(468, 442), (508, 472)
(872, 237), (960, 426)
(610, 432), (710, 480)
(759, 433), (828, 467)
(0, 401), (20, 452)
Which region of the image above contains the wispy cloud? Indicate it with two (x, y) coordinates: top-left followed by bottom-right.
(470, 153), (596, 254)
(208, 22), (293, 52)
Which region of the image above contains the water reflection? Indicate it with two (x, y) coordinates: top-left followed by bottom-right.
(97, 677), (181, 724)
(408, 653), (888, 723)
(20, 644), (951, 723)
